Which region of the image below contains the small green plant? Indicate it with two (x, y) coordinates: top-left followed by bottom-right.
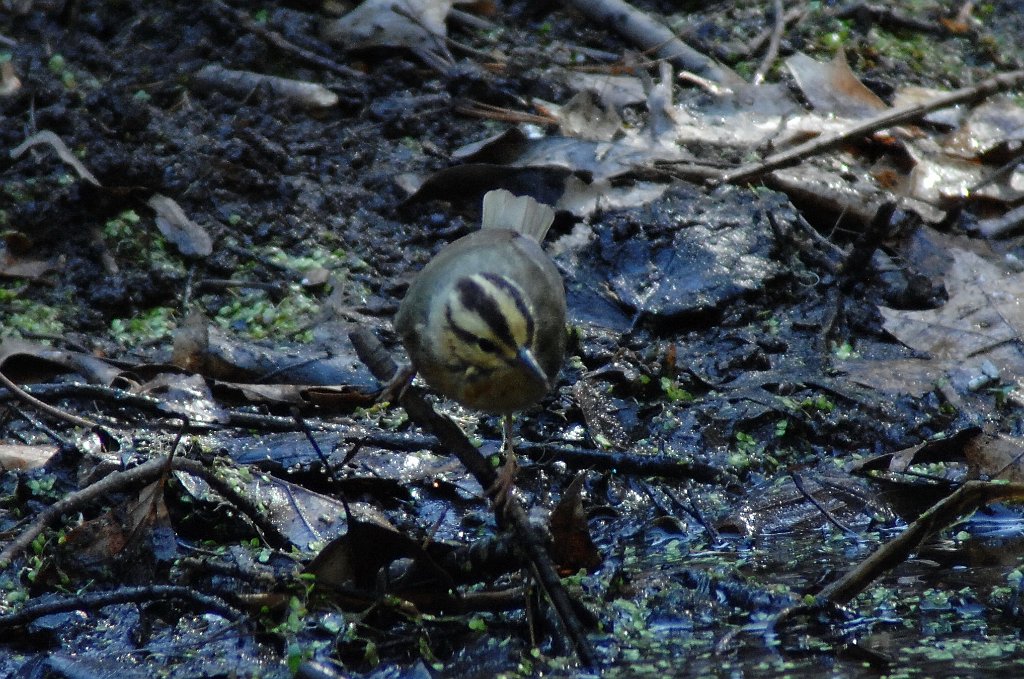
(46, 54), (76, 88)
(659, 376), (693, 403)
(103, 209), (142, 241)
(214, 284), (319, 341)
(26, 474), (58, 501)
(735, 431), (759, 455)
(110, 306), (176, 345)
(833, 341), (856, 360)
(0, 291), (64, 338)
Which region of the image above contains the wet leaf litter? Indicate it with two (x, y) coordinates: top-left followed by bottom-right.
(3, 0), (1024, 676)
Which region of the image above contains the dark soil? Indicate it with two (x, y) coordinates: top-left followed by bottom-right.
(3, 1), (1024, 677)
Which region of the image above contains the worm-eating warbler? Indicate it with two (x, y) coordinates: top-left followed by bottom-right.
(395, 189), (566, 497)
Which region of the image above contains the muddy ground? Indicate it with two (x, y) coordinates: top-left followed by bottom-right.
(3, 0), (1024, 677)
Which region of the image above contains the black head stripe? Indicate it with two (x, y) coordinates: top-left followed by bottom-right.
(479, 273), (534, 343)
(445, 304), (482, 346)
(455, 277), (516, 347)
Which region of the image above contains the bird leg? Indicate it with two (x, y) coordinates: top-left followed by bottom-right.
(488, 414), (519, 510)
(378, 363), (416, 405)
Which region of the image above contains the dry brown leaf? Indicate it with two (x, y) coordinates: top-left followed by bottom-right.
(965, 431), (1024, 481)
(878, 248), (1024, 395)
(943, 97), (1024, 161)
(785, 50), (888, 119)
(881, 249), (1022, 359)
(322, 0), (456, 68)
(0, 444), (58, 470)
(549, 473), (602, 574)
(147, 194), (213, 257)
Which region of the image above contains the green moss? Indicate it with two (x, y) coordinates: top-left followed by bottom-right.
(110, 306), (176, 345)
(659, 376), (693, 402)
(0, 285), (64, 337)
(214, 283), (319, 341)
(864, 27), (967, 81)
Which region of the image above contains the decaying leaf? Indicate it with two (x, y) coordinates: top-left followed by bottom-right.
(59, 478), (176, 580)
(9, 130), (100, 186)
(879, 248), (1024, 398)
(0, 444), (59, 470)
(174, 468), (355, 551)
(0, 251), (59, 281)
(572, 379), (630, 450)
(943, 97), (1024, 162)
(965, 430), (1024, 482)
(147, 194), (213, 258)
(321, 0), (457, 68)
(549, 473), (602, 573)
(136, 372), (228, 425)
(305, 515), (420, 589)
(719, 468), (894, 536)
(785, 50), (888, 119)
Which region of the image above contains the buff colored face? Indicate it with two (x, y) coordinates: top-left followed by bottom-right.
(439, 272), (548, 389)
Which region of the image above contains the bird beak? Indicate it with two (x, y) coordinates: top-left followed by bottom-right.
(516, 347), (550, 390)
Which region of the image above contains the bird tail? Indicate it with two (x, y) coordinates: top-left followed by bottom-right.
(481, 189), (555, 242)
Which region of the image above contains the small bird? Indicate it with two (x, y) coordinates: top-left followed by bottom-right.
(395, 189), (566, 503)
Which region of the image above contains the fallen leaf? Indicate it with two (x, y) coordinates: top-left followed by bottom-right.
(786, 50), (888, 119)
(147, 194), (213, 257)
(549, 473), (602, 573)
(322, 0), (456, 69)
(0, 444), (58, 470)
(879, 248), (1024, 396)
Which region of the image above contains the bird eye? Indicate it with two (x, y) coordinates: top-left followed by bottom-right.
(476, 338), (498, 353)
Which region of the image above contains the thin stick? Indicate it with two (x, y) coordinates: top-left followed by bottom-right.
(564, 0), (739, 85)
(0, 369), (98, 429)
(0, 585), (242, 629)
(818, 480), (1024, 606)
(753, 0), (785, 86)
(0, 457), (167, 569)
(0, 455), (292, 569)
(349, 329), (598, 670)
(719, 69), (1024, 185)
(209, 0), (364, 80)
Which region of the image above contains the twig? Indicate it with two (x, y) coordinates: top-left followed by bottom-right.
(975, 203), (1024, 239)
(453, 100), (558, 125)
(0, 457), (167, 569)
(835, 3), (957, 35)
(563, 0), (740, 86)
(172, 457), (293, 550)
(349, 329), (598, 670)
(0, 382), (356, 433)
(448, 8), (496, 32)
(6, 404), (77, 450)
(752, 0), (785, 85)
(791, 473), (857, 536)
(816, 480), (1024, 606)
(0, 368), (99, 429)
(521, 442), (726, 483)
(0, 585), (242, 629)
(728, 6), (805, 60)
(209, 0), (364, 80)
(0, 455), (292, 569)
(193, 64), (339, 109)
(719, 69), (1024, 185)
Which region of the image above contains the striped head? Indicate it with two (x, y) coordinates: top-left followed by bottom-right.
(439, 272), (550, 393)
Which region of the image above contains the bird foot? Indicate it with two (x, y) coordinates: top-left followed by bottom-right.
(378, 364), (416, 405)
(487, 453), (519, 513)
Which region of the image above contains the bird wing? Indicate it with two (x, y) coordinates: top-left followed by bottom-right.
(480, 189), (555, 242)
